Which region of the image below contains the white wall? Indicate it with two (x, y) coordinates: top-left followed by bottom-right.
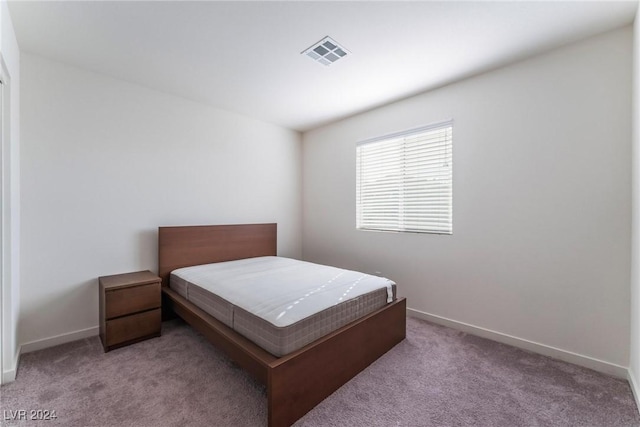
(303, 27), (632, 372)
(629, 0), (640, 407)
(0, 0), (20, 383)
(20, 53), (301, 347)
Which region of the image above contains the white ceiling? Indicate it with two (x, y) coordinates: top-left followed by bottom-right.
(7, 1), (638, 132)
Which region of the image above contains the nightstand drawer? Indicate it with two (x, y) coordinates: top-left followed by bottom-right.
(105, 308), (161, 348)
(105, 282), (160, 319)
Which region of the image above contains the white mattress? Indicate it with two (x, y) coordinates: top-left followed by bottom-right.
(171, 256), (395, 328)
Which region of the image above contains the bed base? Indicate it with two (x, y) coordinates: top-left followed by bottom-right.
(164, 288), (406, 426)
(158, 223), (407, 426)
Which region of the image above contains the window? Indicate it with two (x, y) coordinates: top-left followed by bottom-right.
(356, 121), (453, 234)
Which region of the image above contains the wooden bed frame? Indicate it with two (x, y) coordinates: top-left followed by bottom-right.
(158, 223), (406, 427)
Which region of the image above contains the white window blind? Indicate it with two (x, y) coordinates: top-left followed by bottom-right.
(356, 121), (453, 234)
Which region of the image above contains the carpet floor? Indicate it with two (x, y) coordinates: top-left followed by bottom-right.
(1, 317), (638, 427)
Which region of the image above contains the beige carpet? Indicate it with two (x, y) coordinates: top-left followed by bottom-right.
(1, 317), (638, 426)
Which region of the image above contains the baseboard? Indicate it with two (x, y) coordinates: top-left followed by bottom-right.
(2, 345), (20, 384)
(629, 368), (640, 414)
(20, 326), (99, 354)
(407, 308), (628, 379)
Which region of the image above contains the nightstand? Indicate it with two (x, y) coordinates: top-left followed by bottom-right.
(99, 270), (161, 352)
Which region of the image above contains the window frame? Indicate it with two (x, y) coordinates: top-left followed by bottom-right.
(356, 120), (453, 235)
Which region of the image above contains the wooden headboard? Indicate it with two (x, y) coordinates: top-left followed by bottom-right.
(158, 223), (277, 287)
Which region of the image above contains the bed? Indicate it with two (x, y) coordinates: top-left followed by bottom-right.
(158, 223), (407, 427)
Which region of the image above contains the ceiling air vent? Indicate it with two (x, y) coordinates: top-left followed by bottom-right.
(302, 36), (350, 67)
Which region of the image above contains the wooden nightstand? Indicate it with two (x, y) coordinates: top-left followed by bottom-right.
(99, 270), (161, 352)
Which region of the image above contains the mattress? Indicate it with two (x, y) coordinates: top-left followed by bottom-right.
(170, 256), (396, 356)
